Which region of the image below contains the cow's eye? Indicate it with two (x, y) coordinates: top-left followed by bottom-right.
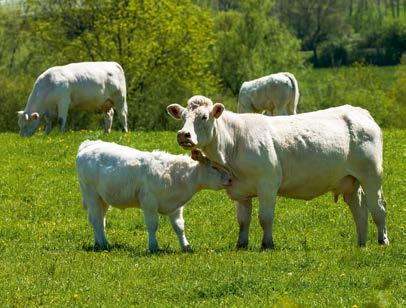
(202, 115), (208, 120)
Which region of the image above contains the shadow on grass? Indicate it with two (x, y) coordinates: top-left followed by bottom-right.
(81, 242), (192, 257)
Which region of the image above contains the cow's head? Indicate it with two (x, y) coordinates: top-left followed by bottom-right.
(17, 111), (41, 137)
(166, 95), (225, 149)
(191, 149), (232, 189)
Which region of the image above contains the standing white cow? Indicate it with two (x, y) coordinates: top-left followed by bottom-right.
(17, 61), (128, 136)
(76, 140), (231, 252)
(238, 72), (299, 115)
(167, 95), (389, 248)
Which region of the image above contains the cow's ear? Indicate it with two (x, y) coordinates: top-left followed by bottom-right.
(191, 149), (206, 162)
(166, 104), (185, 120)
(30, 112), (39, 120)
(210, 103), (225, 119)
(17, 111), (24, 118)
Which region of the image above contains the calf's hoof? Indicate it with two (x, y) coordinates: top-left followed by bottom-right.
(378, 238), (389, 245)
(182, 245), (193, 253)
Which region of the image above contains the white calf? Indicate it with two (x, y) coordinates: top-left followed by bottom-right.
(76, 140), (231, 252)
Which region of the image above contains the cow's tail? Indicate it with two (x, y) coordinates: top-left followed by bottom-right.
(283, 72), (300, 114)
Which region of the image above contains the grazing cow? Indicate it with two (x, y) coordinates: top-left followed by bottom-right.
(238, 72), (299, 115)
(76, 140), (231, 252)
(167, 95), (389, 248)
(17, 61), (128, 136)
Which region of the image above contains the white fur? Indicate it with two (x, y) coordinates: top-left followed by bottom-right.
(76, 140), (230, 252)
(238, 72), (299, 115)
(167, 95), (389, 248)
(17, 61), (128, 136)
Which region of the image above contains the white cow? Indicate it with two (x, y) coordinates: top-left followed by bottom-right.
(167, 95), (389, 248)
(76, 140), (231, 252)
(238, 72), (299, 115)
(17, 61), (128, 136)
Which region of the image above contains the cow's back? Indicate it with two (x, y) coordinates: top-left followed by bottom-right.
(239, 73), (294, 111)
(37, 62), (125, 110)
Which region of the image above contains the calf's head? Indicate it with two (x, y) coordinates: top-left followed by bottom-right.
(17, 111), (41, 137)
(167, 95), (225, 149)
(191, 149), (232, 189)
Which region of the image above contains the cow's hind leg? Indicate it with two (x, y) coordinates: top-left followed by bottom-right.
(103, 108), (114, 133)
(362, 181), (389, 245)
(82, 189), (109, 249)
(235, 199), (252, 249)
(344, 181), (369, 246)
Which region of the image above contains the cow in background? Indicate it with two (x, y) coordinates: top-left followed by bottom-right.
(17, 61), (128, 136)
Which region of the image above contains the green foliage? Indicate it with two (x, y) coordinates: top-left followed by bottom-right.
(7, 0), (218, 130)
(389, 64), (406, 128)
(212, 0), (302, 95)
(0, 130), (405, 306)
(297, 64), (405, 128)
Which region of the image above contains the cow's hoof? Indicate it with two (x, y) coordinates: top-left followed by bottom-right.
(122, 128), (129, 133)
(378, 239), (389, 245)
(236, 242), (248, 250)
(261, 242), (275, 250)
(94, 243), (110, 251)
(182, 245), (193, 253)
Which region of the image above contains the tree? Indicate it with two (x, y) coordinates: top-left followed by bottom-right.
(212, 0), (302, 95)
(275, 0), (350, 65)
(21, 0), (218, 130)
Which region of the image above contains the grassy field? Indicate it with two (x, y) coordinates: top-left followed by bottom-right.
(0, 130), (405, 306)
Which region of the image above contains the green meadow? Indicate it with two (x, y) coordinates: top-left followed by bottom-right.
(0, 130), (404, 306)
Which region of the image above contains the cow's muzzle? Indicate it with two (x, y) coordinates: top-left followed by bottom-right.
(177, 130), (196, 148)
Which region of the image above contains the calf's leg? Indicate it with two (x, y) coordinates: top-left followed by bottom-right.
(142, 210), (159, 252)
(83, 190), (109, 249)
(169, 207), (191, 252)
(235, 199), (252, 249)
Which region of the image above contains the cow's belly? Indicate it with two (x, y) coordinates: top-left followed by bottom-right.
(277, 172), (345, 200)
(69, 82), (111, 110)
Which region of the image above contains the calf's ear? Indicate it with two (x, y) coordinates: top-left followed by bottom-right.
(191, 149), (206, 163)
(30, 112), (39, 120)
(166, 104), (185, 120)
(210, 103), (225, 119)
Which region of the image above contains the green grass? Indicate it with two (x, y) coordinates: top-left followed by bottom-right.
(0, 130), (405, 306)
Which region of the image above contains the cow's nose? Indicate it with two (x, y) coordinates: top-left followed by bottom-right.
(177, 130), (191, 139)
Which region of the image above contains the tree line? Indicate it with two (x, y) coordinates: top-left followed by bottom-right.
(0, 0), (405, 131)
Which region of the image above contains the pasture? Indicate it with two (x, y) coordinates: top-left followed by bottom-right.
(0, 130), (405, 306)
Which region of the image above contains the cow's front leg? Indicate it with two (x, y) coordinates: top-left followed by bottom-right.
(258, 188), (278, 249)
(57, 98), (70, 132)
(169, 207), (191, 252)
(235, 198), (252, 249)
(142, 210), (159, 252)
(44, 116), (53, 135)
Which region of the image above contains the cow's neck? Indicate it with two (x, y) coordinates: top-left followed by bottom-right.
(203, 111), (238, 170)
